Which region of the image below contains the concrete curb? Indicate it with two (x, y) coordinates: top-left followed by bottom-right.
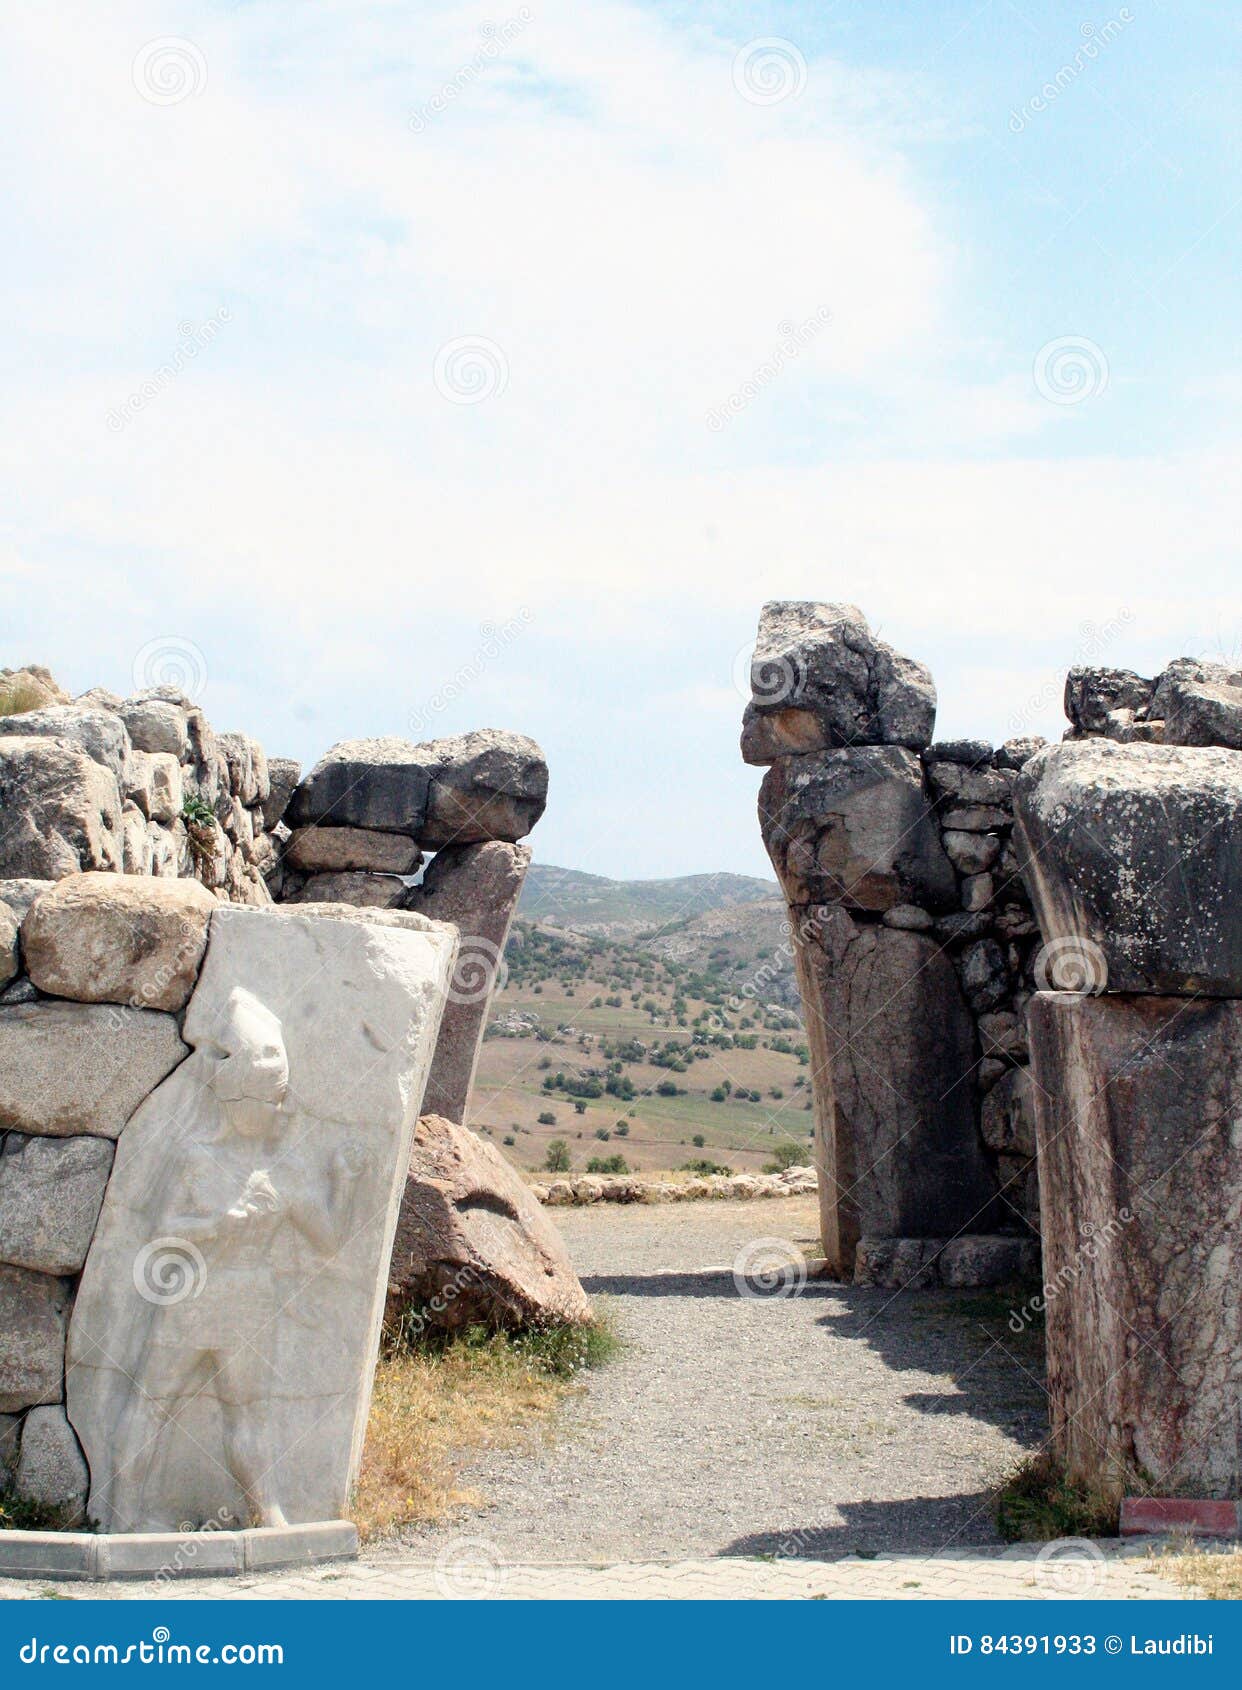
(0, 1520), (358, 1582)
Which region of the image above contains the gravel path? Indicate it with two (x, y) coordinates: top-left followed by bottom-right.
(399, 1197), (1047, 1564)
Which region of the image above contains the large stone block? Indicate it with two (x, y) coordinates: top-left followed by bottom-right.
(740, 602), (936, 763)
(67, 903), (456, 1533)
(791, 906), (997, 1273)
(389, 1114), (591, 1331)
(402, 840), (530, 1122)
(418, 731), (548, 848)
(1014, 740), (1242, 994)
(1029, 991), (1242, 1498)
(14, 1406), (89, 1525)
(285, 738), (434, 834)
(0, 1002), (188, 1139)
(285, 826), (421, 876)
(758, 746), (956, 913)
(1063, 666), (1154, 736)
(0, 1263), (70, 1412)
(0, 736), (122, 880)
(23, 873), (216, 1011)
(114, 697), (188, 758)
(0, 1133), (114, 1275)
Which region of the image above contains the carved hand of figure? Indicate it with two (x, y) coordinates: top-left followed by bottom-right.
(227, 1169), (282, 1221)
(334, 1141), (371, 1182)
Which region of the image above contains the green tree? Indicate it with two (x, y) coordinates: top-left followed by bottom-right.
(544, 1139), (571, 1173)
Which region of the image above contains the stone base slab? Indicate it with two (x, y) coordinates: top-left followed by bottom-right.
(0, 1520), (357, 1582)
(1120, 1499), (1241, 1539)
(854, 1234), (1039, 1289)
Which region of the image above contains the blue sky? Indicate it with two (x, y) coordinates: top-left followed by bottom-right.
(2, 0), (1238, 877)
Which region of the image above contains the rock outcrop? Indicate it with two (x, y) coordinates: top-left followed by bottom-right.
(389, 1114), (591, 1333)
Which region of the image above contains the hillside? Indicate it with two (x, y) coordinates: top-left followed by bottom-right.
(517, 863), (779, 937)
(471, 879), (814, 1178)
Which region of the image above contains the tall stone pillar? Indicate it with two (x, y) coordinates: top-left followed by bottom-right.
(1017, 737), (1242, 1498)
(742, 603), (1010, 1278)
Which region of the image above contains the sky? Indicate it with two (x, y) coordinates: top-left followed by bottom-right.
(2, 0), (1239, 879)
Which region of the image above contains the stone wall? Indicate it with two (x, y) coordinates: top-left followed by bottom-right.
(742, 603), (1042, 1285)
(0, 876), (455, 1529)
(0, 669), (548, 1126)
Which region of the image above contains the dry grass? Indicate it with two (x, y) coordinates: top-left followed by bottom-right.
(995, 1451), (1120, 1542)
(352, 1317), (617, 1543)
(1161, 1544), (1242, 1599)
(0, 676), (49, 716)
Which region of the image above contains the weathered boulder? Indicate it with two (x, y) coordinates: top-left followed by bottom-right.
(792, 906), (997, 1273)
(0, 736), (122, 879)
(23, 873), (216, 1011)
(0, 1002), (188, 1138)
(740, 602), (936, 763)
(401, 841), (531, 1121)
(1152, 657), (1242, 750)
(285, 826), (421, 876)
(0, 1264), (70, 1411)
(1064, 666), (1154, 736)
(288, 871), (407, 908)
(114, 696), (188, 758)
(1030, 990), (1242, 1498)
(1014, 740), (1242, 994)
(419, 731), (549, 848)
(758, 747), (956, 913)
(13, 1406), (89, 1524)
(389, 1115), (591, 1331)
(262, 757), (301, 830)
(0, 1133), (114, 1275)
(0, 705), (131, 787)
(218, 732), (261, 806)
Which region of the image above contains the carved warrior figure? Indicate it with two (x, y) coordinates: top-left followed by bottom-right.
(66, 905), (456, 1534)
(109, 989), (372, 1532)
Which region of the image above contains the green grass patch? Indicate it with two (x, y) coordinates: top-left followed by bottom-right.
(995, 1452), (1120, 1542)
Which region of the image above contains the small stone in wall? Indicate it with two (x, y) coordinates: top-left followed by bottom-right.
(262, 757), (301, 830)
(0, 1002), (188, 1139)
(115, 696), (188, 758)
(23, 872), (216, 1012)
(288, 871), (407, 908)
(0, 1133), (115, 1276)
(285, 826), (422, 876)
(13, 1406), (90, 1526)
(0, 904), (17, 989)
(0, 1263), (71, 1413)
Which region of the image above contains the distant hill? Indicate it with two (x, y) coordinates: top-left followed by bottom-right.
(518, 864), (780, 938)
